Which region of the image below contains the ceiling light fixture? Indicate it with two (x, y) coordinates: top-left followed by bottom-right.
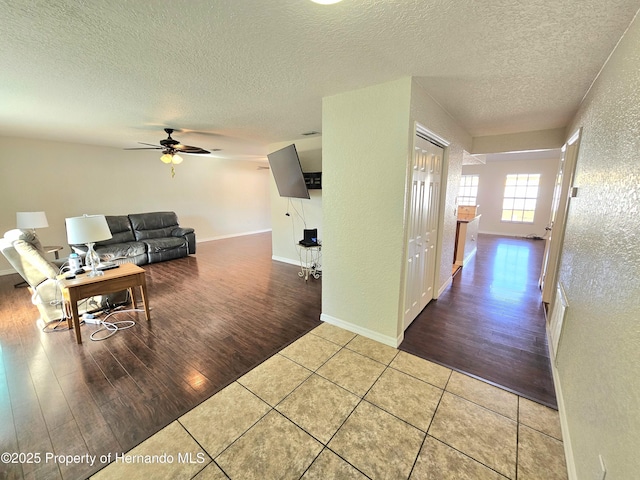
(310, 0), (343, 4)
(160, 150), (184, 178)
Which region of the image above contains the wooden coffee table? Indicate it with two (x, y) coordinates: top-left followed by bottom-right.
(58, 263), (150, 344)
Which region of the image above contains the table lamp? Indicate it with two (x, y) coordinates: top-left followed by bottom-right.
(16, 211), (49, 234)
(65, 214), (112, 277)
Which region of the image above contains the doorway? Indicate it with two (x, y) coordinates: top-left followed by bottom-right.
(540, 129), (581, 305)
(401, 234), (557, 407)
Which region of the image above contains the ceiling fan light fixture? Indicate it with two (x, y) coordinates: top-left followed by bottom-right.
(172, 154), (183, 164)
(160, 153), (173, 164)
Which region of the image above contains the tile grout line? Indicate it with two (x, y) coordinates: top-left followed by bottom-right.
(106, 324), (561, 480)
(406, 368), (452, 479)
(420, 370), (517, 479)
(174, 418), (226, 479)
(293, 339), (396, 479)
(178, 382), (272, 476)
(424, 435), (511, 480)
(212, 341), (377, 479)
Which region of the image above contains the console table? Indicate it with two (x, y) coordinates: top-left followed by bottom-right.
(58, 263), (150, 344)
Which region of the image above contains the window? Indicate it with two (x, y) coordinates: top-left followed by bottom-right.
(501, 173), (540, 223)
(458, 174), (479, 206)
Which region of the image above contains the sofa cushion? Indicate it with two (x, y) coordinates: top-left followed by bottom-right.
(143, 236), (186, 254)
(97, 215), (136, 246)
(95, 241), (147, 262)
(129, 212), (180, 241)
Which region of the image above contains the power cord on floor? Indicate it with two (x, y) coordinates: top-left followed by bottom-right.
(40, 292), (134, 339)
(88, 307), (145, 341)
(41, 297), (93, 333)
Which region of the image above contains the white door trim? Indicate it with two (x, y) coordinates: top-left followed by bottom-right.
(400, 122), (450, 333)
(541, 128), (582, 304)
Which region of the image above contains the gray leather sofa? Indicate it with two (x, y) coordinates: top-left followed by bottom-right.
(73, 211), (195, 265)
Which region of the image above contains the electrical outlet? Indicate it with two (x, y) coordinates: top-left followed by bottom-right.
(598, 454), (606, 480)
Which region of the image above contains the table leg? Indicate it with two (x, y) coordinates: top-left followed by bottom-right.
(129, 287), (137, 309)
(139, 276), (150, 321)
(66, 291), (82, 344)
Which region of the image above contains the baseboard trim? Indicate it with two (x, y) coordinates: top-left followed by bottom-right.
(437, 276), (453, 297)
(320, 313), (403, 348)
(197, 229), (272, 244)
(272, 255), (300, 267)
(546, 324), (577, 480)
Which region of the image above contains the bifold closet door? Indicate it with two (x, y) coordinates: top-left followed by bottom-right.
(403, 135), (443, 330)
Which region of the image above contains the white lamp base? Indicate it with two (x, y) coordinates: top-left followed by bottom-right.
(85, 242), (104, 277)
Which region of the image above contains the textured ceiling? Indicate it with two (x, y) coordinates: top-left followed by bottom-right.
(1, 0), (639, 160)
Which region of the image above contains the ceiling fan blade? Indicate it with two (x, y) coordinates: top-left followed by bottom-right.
(127, 128), (213, 156)
(183, 149), (211, 155)
(173, 144), (210, 154)
(176, 128), (224, 138)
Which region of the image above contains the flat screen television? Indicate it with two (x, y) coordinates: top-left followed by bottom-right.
(267, 144), (310, 199)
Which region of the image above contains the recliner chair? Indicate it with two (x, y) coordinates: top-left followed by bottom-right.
(0, 229), (125, 324)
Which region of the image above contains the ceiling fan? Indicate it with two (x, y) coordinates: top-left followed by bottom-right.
(126, 128), (212, 177)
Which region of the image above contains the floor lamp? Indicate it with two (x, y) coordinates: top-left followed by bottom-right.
(65, 214), (112, 277)
(16, 211), (49, 233)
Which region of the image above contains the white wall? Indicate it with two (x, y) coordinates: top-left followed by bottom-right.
(321, 77), (473, 346)
(463, 156), (560, 238)
(471, 128), (566, 154)
(322, 78), (413, 345)
(0, 136), (272, 274)
(267, 136), (323, 265)
(554, 11), (640, 479)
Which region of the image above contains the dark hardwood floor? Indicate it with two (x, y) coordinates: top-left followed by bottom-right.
(401, 233), (557, 408)
(0, 232), (321, 480)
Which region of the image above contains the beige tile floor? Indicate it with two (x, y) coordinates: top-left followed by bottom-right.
(91, 323), (568, 480)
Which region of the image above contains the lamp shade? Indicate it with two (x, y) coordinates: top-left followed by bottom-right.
(16, 211), (49, 229)
(65, 214), (112, 245)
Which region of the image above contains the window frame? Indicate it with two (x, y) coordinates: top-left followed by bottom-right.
(501, 173), (541, 224)
(458, 174), (479, 207)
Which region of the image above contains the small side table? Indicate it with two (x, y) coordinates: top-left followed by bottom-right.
(43, 245), (63, 259)
(58, 263), (150, 344)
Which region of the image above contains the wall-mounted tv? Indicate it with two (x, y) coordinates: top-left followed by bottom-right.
(267, 144), (310, 199)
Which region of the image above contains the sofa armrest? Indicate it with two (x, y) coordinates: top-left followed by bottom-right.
(172, 227), (194, 237)
(171, 227), (196, 255)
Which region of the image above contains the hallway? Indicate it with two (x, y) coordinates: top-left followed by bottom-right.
(400, 234), (556, 408)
